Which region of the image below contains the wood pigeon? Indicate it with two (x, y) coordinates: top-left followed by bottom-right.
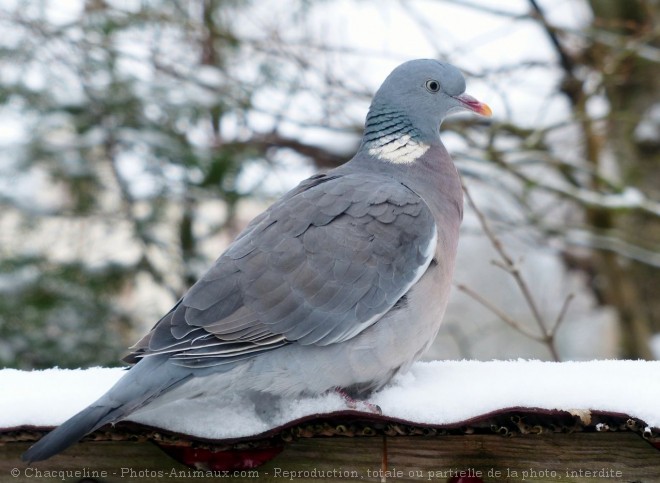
(23, 59), (491, 462)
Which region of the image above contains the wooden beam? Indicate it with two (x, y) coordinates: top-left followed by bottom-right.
(3, 432), (659, 482)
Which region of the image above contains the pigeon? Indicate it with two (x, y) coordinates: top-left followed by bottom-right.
(22, 59), (491, 462)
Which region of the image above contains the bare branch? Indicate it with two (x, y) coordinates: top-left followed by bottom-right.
(550, 293), (575, 338)
(462, 183), (561, 361)
(228, 133), (352, 169)
(443, 0), (532, 20)
(487, 154), (660, 219)
(565, 229), (660, 268)
(528, 0), (575, 75)
(455, 283), (545, 343)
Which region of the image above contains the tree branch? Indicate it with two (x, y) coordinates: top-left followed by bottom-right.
(462, 183), (562, 361)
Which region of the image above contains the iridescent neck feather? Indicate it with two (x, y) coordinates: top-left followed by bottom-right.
(359, 107), (430, 164)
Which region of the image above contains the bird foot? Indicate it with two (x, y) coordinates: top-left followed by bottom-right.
(334, 388), (382, 415)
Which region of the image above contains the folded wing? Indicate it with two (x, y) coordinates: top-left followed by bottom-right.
(126, 172), (437, 368)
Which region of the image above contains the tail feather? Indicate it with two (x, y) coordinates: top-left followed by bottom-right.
(22, 404), (120, 462)
(22, 356), (191, 463)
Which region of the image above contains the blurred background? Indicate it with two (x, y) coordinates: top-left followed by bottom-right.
(0, 0), (658, 369)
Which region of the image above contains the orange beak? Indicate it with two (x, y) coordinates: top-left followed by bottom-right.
(454, 93), (492, 117)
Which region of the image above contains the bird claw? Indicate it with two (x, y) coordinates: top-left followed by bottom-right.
(334, 388), (382, 415)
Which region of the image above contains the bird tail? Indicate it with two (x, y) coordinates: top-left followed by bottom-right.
(22, 356), (190, 463)
(21, 404), (122, 463)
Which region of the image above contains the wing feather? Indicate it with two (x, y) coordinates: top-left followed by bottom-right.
(125, 172), (437, 368)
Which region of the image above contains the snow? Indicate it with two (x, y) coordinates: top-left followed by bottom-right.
(2, 360), (660, 440)
(0, 368), (124, 427)
(373, 360), (660, 426)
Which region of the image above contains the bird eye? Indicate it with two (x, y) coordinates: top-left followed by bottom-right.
(425, 80), (440, 93)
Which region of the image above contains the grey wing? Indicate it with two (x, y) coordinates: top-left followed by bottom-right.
(126, 173), (437, 368)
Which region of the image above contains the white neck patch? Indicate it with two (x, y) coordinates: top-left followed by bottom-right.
(365, 133), (430, 164)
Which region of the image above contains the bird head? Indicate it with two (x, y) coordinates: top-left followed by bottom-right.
(366, 59), (491, 144)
